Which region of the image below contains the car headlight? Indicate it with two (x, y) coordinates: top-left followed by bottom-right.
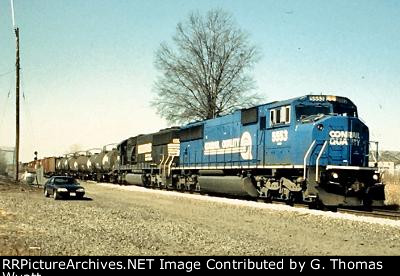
(331, 172), (339, 179)
(76, 188), (85, 192)
(57, 188), (68, 192)
(372, 174), (379, 181)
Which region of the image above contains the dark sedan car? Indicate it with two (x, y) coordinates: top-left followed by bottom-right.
(44, 176), (85, 200)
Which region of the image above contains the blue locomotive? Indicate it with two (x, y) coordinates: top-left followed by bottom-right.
(120, 94), (384, 207)
(173, 94), (384, 206)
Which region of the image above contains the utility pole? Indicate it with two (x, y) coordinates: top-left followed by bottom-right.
(14, 26), (20, 182)
(11, 0), (20, 182)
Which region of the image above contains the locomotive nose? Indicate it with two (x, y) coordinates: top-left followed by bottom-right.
(317, 116), (368, 167)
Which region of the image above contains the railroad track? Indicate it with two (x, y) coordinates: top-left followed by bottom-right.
(162, 189), (400, 220)
(337, 208), (400, 220)
(254, 197), (400, 220)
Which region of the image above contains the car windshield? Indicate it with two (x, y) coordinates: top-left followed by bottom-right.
(53, 178), (78, 185)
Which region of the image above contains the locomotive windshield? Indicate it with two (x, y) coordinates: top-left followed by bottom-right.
(296, 102), (358, 122)
(295, 105), (330, 121)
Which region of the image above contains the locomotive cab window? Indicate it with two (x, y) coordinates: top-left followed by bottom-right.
(270, 105), (291, 127)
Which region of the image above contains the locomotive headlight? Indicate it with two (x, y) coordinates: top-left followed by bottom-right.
(373, 174), (379, 181)
(332, 172), (339, 179)
(317, 124), (324, 131)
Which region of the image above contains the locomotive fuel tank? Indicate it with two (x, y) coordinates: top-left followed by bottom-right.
(198, 175), (258, 197)
(125, 174), (144, 185)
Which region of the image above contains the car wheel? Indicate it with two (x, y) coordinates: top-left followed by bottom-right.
(44, 189), (49, 197)
(53, 190), (59, 200)
(76, 194), (84, 200)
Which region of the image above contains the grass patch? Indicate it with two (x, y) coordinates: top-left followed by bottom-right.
(383, 171), (400, 206)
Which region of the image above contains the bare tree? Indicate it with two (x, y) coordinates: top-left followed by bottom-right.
(0, 151), (7, 175)
(0, 149), (8, 175)
(153, 9), (261, 124)
(68, 144), (82, 154)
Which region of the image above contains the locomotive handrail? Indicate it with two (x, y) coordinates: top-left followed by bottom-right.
(369, 141), (379, 165)
(159, 154), (165, 176)
(315, 140), (328, 182)
(166, 155), (174, 177)
(303, 140), (316, 179)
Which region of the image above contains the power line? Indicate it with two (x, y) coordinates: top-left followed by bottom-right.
(0, 70), (14, 78)
(20, 69), (38, 156)
(0, 90), (11, 134)
(0, 72), (14, 135)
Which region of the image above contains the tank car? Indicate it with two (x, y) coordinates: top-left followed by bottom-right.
(68, 154), (79, 174)
(87, 144), (118, 182)
(86, 150), (99, 179)
(73, 152), (90, 179)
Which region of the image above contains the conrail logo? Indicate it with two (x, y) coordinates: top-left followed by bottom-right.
(329, 130), (360, 146)
(204, 131), (253, 160)
(240, 131), (253, 160)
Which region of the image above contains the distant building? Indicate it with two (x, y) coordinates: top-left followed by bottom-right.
(369, 161), (396, 172)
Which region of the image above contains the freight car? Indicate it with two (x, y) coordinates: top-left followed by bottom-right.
(41, 157), (57, 177)
(41, 94), (384, 207)
(50, 147), (119, 181)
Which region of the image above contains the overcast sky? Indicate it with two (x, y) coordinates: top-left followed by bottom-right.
(0, 0), (399, 162)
